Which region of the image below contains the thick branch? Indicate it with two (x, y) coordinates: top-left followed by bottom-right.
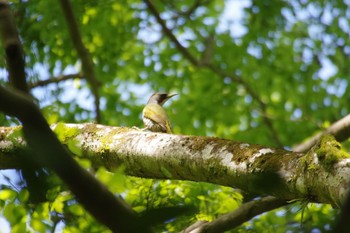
(58, 0), (101, 123)
(0, 87), (149, 233)
(143, 0), (283, 147)
(29, 73), (83, 88)
(1, 123), (349, 207)
(183, 196), (288, 233)
(293, 114), (350, 152)
(0, 0), (28, 93)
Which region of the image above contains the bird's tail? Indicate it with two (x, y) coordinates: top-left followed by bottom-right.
(165, 121), (172, 134)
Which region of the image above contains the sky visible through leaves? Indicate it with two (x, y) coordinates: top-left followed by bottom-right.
(0, 0), (346, 232)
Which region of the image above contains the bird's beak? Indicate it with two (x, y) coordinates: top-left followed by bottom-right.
(166, 93), (177, 99)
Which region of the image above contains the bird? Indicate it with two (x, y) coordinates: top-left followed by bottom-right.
(142, 92), (177, 133)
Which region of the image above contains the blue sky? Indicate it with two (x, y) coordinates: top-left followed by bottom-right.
(0, 0), (341, 232)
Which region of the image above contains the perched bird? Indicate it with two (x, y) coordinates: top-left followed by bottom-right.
(142, 92), (177, 133)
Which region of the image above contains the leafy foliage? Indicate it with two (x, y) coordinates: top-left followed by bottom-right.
(0, 0), (348, 232)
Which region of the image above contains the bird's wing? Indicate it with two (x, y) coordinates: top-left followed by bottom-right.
(143, 103), (171, 133)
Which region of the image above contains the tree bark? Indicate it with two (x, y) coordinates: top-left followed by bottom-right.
(182, 196), (288, 233)
(0, 123), (349, 207)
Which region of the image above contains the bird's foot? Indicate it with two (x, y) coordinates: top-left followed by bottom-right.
(131, 126), (150, 132)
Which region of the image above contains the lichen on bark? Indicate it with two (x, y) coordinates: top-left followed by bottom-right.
(314, 134), (350, 171)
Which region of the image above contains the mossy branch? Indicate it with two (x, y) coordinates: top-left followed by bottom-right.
(1, 123), (349, 207)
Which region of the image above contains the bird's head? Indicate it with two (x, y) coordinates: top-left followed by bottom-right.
(147, 92), (177, 106)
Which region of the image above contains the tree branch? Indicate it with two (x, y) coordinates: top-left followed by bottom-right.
(0, 0), (28, 93)
(58, 0), (101, 123)
(293, 114), (350, 152)
(1, 123), (349, 207)
(182, 196), (288, 233)
(160, 0), (203, 18)
(293, 114), (350, 232)
(29, 73), (83, 88)
(144, 0), (199, 66)
(205, 64), (283, 147)
(334, 187), (350, 233)
(143, 0), (283, 147)
(0, 87), (149, 233)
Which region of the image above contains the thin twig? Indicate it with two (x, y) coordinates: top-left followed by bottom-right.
(58, 0), (101, 123)
(145, 0), (199, 66)
(143, 0), (283, 147)
(29, 73), (83, 88)
(206, 64), (283, 147)
(293, 114), (350, 152)
(160, 0), (203, 17)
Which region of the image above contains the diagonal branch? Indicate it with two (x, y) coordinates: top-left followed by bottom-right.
(0, 86), (150, 233)
(29, 73), (83, 88)
(206, 64), (283, 147)
(143, 0), (283, 147)
(144, 0), (199, 66)
(160, 0), (209, 24)
(0, 0), (28, 93)
(0, 2), (149, 231)
(182, 196), (289, 233)
(58, 0), (101, 123)
(293, 114), (350, 152)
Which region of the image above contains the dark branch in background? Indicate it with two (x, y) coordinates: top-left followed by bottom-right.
(58, 0), (101, 123)
(175, 0), (202, 16)
(206, 64), (282, 148)
(333, 187), (350, 233)
(29, 73), (83, 88)
(0, 86), (149, 233)
(293, 114), (350, 152)
(160, 0), (208, 18)
(145, 0), (198, 66)
(0, 1), (148, 232)
(0, 0), (45, 204)
(143, 0), (283, 148)
(0, 0), (28, 93)
(182, 197), (289, 233)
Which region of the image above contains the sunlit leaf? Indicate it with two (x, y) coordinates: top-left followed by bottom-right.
(0, 189), (17, 201)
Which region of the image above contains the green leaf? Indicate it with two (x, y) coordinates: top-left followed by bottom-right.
(67, 139), (82, 156)
(3, 203), (26, 226)
(68, 203), (84, 216)
(50, 191), (72, 214)
(11, 222), (27, 233)
(33, 202), (50, 220)
(6, 126), (23, 145)
(31, 218), (49, 232)
(18, 189), (29, 203)
(53, 122), (80, 142)
(42, 105), (59, 124)
(0, 189), (17, 201)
